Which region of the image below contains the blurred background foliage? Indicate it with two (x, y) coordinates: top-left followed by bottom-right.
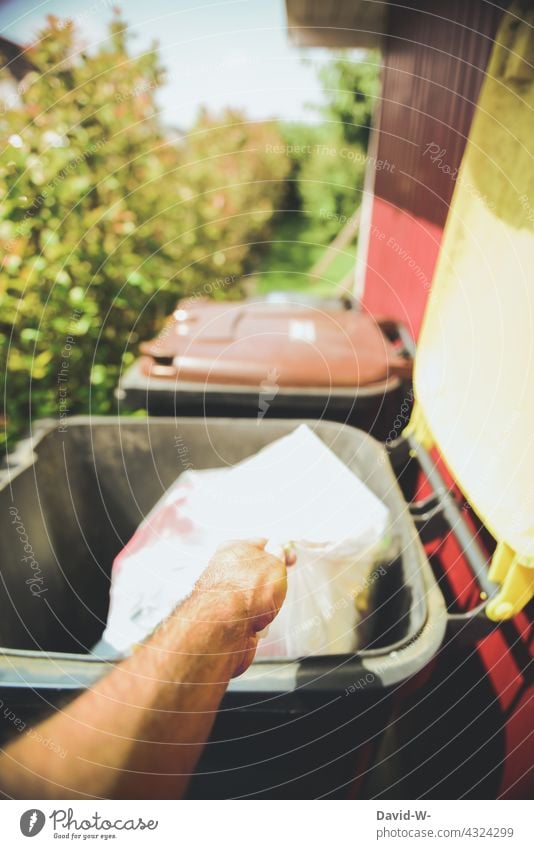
(316, 54), (381, 149)
(254, 54), (379, 294)
(0, 11), (379, 451)
(284, 54), (379, 236)
(0, 14), (290, 450)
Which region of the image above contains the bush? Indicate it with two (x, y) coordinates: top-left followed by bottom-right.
(0, 14), (290, 451)
(317, 53), (381, 148)
(297, 141), (366, 237)
(277, 54), (379, 237)
(177, 108), (291, 293)
(276, 122), (366, 238)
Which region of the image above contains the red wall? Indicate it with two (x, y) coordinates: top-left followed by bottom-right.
(361, 0), (505, 333)
(363, 198), (443, 339)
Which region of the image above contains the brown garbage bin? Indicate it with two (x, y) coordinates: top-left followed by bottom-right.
(116, 297), (413, 440)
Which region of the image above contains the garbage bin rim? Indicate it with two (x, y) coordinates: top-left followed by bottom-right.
(119, 358), (403, 397)
(0, 415), (445, 694)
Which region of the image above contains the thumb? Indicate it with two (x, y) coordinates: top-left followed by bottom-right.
(244, 538), (268, 550)
(266, 541), (297, 566)
(216, 537), (268, 554)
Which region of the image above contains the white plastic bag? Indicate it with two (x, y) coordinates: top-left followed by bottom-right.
(101, 425), (390, 657)
(256, 537), (388, 658)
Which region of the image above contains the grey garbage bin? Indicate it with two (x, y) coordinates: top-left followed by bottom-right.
(0, 417), (446, 798)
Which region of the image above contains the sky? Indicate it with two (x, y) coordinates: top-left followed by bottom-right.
(0, 0), (338, 128)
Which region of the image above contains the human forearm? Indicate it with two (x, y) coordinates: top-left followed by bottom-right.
(0, 592), (246, 799)
(0, 539), (286, 800)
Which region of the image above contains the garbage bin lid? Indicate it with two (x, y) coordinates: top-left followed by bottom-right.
(140, 299), (410, 388)
(407, 6), (534, 620)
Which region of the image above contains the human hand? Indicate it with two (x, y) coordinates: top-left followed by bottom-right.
(195, 539), (287, 676)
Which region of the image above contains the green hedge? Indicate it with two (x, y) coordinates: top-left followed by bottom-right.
(0, 15), (290, 451)
(278, 55), (379, 238)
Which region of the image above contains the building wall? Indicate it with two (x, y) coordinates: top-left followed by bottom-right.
(362, 0), (507, 337)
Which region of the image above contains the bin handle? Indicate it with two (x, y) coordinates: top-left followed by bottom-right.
(388, 356), (413, 380)
(405, 436), (499, 643)
(384, 317), (498, 642)
(376, 318), (413, 354)
(375, 318), (414, 380)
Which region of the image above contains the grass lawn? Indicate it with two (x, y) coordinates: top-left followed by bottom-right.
(250, 213), (356, 299)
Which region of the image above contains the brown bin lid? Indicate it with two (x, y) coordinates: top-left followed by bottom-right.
(140, 299), (411, 388)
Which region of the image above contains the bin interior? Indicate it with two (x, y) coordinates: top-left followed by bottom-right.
(0, 418), (424, 658)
